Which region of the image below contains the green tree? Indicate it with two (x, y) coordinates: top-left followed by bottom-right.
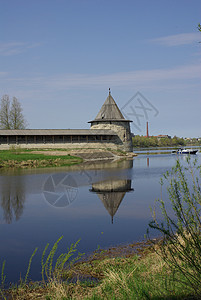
(133, 135), (159, 148)
(158, 137), (171, 147)
(0, 95), (27, 129)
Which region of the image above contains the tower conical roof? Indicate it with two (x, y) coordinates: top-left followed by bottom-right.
(88, 89), (132, 123)
(95, 90), (125, 120)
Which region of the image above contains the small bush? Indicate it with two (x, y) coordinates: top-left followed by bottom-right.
(149, 157), (201, 296)
(9, 145), (22, 154)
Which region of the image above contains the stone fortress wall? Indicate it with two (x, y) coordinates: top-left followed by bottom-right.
(0, 140), (119, 151)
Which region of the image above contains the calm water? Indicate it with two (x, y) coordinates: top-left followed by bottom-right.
(0, 150), (200, 284)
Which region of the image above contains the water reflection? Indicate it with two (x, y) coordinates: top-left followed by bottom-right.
(147, 157), (149, 167)
(1, 153), (200, 285)
(90, 179), (133, 224)
(0, 159), (134, 223)
(0, 176), (25, 223)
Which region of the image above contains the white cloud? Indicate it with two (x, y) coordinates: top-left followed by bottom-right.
(0, 42), (41, 56)
(41, 63), (201, 89)
(1, 63), (201, 95)
(0, 72), (8, 77)
(149, 33), (200, 46)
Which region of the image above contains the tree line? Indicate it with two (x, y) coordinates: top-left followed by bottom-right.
(132, 135), (198, 148)
(0, 95), (27, 129)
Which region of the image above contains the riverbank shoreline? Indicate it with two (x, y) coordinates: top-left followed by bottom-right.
(1, 237), (195, 300)
(1, 239), (156, 297)
(0, 148), (137, 169)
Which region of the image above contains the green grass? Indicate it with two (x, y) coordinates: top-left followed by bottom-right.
(0, 149), (82, 168)
(0, 239), (198, 300)
(87, 254), (194, 300)
(0, 150), (76, 161)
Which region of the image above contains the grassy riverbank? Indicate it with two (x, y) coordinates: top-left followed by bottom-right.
(0, 149), (82, 168)
(0, 147), (135, 169)
(1, 239), (197, 300)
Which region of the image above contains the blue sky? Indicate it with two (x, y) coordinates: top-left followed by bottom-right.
(1, 0), (201, 137)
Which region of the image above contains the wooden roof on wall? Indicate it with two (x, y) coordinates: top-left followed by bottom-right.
(0, 129), (117, 136)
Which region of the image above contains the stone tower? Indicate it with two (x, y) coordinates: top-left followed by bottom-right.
(88, 89), (133, 152)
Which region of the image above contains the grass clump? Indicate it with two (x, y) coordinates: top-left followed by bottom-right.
(0, 236), (83, 299)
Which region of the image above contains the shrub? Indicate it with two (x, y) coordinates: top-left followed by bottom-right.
(149, 157), (201, 296)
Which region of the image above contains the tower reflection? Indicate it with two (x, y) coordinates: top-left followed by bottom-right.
(90, 179), (133, 223)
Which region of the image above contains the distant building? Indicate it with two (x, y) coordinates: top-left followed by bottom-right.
(0, 90), (133, 152)
(143, 122), (171, 139)
(185, 137), (201, 142)
(155, 134), (171, 139)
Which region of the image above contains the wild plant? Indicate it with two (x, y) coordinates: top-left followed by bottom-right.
(148, 156), (201, 296)
(41, 236), (83, 282)
(1, 260), (6, 289)
(9, 144), (22, 154)
(0, 236), (82, 298)
(24, 247), (38, 285)
(0, 260), (6, 300)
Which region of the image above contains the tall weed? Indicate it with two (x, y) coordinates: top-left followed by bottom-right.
(41, 236), (83, 282)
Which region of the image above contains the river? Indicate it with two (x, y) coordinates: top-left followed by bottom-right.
(0, 148), (200, 284)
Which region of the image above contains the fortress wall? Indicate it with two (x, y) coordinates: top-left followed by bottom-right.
(0, 141), (120, 150)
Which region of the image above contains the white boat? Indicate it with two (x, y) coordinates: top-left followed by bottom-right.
(172, 148), (198, 155)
